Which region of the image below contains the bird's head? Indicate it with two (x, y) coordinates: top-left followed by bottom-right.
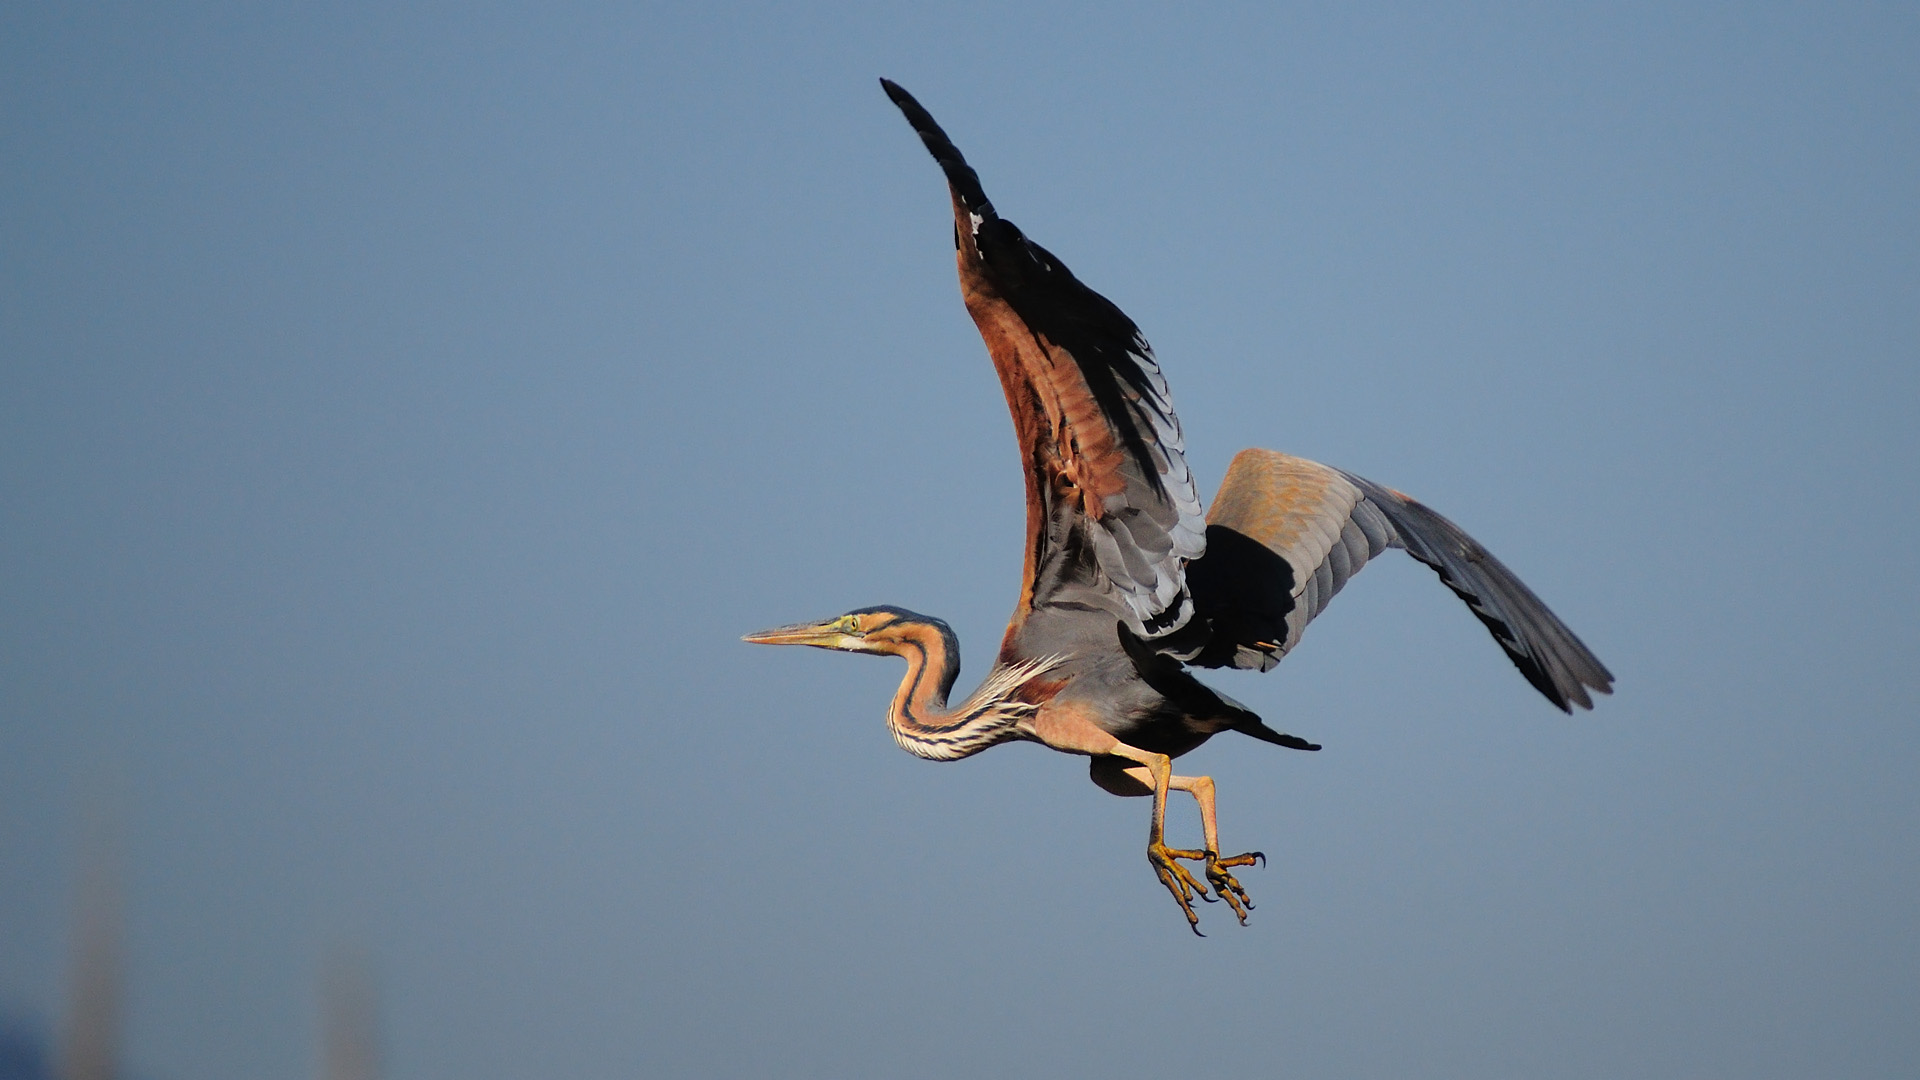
(742, 605), (953, 660)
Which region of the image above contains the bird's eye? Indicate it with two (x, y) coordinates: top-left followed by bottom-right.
(837, 616), (860, 633)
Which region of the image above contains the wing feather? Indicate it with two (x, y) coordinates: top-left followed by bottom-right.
(1338, 468), (1614, 711)
(1186, 449), (1613, 712)
(882, 80), (1206, 642)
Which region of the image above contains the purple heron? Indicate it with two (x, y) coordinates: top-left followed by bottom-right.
(746, 80), (1613, 933)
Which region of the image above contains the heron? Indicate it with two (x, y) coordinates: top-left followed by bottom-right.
(746, 80), (1613, 933)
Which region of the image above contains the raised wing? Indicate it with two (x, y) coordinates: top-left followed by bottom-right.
(882, 80), (1207, 644)
(1186, 449), (1613, 712)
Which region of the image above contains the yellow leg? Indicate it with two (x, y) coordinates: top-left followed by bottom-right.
(1169, 774), (1264, 926)
(1089, 758), (1266, 930)
(1031, 704), (1212, 933)
(1101, 744), (1214, 934)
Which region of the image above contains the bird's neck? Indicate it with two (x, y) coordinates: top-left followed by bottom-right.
(882, 619), (1037, 762)
(884, 617), (962, 725)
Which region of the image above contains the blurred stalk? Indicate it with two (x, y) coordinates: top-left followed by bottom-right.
(56, 803), (122, 1080)
(320, 948), (381, 1080)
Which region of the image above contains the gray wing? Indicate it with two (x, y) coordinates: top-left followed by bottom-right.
(883, 78), (1206, 642)
(1184, 449), (1613, 712)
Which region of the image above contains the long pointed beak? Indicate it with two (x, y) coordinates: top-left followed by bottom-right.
(741, 620), (855, 648)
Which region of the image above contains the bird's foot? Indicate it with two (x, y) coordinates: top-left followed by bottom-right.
(1147, 841), (1214, 935)
(1203, 850), (1265, 926)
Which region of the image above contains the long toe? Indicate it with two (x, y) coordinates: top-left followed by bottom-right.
(1148, 842), (1213, 934)
(1205, 850), (1263, 926)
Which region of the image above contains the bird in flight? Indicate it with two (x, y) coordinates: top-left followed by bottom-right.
(746, 79), (1613, 933)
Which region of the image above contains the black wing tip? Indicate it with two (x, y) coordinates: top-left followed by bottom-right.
(876, 77), (993, 215)
(876, 77), (945, 149)
(1507, 638), (1613, 713)
(1523, 655), (1615, 713)
(1348, 471), (1616, 716)
(1565, 674), (1616, 713)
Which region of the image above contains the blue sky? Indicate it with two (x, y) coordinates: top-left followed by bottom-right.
(4, 3), (1917, 1078)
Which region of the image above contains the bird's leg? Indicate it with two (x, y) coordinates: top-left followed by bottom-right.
(1169, 774), (1264, 926)
(1034, 706), (1211, 933)
(1092, 759), (1264, 928)
(1104, 745), (1212, 935)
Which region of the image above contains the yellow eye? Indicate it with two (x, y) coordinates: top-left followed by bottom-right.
(836, 616), (860, 634)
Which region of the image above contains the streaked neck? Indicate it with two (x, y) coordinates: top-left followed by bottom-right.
(880, 619), (1059, 763)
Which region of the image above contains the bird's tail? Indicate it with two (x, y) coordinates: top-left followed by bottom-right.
(880, 79), (996, 221)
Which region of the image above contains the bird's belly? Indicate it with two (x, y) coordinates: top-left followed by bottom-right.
(1051, 679), (1226, 759)
(1014, 645), (1235, 760)
(1097, 709), (1220, 759)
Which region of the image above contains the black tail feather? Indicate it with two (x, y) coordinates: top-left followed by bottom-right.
(1235, 717), (1322, 752)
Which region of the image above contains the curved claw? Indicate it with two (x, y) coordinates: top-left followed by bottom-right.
(1204, 849), (1265, 926)
(1147, 842), (1212, 934)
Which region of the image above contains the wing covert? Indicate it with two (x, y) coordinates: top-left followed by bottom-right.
(1186, 451), (1392, 670)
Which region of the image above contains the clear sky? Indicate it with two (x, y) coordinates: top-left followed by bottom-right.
(4, 3), (1917, 1078)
